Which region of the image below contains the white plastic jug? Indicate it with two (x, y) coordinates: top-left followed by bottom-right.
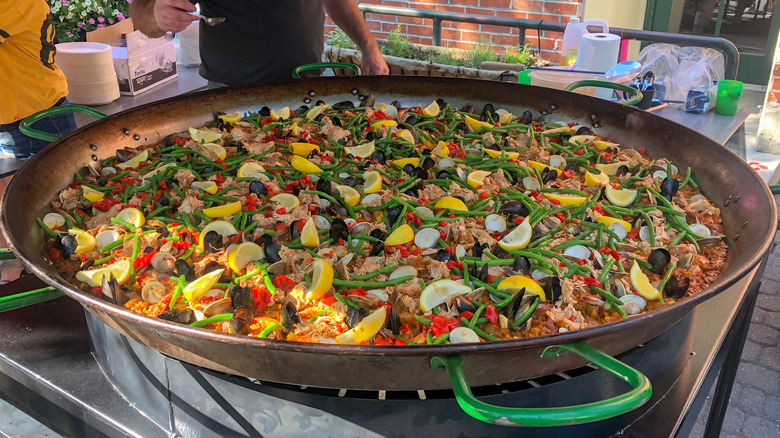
(560, 18), (609, 67)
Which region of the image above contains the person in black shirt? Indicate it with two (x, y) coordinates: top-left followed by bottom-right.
(129, 0), (388, 85)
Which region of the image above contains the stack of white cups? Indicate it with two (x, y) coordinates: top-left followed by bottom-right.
(55, 42), (120, 105)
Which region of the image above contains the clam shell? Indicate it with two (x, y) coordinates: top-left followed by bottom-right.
(609, 222), (628, 240)
(95, 229), (120, 250)
(313, 215), (330, 230)
(349, 221), (371, 235)
(361, 193), (382, 207)
(203, 297), (233, 318)
(619, 294), (647, 315)
(266, 261), (288, 274)
(141, 281), (167, 303)
(455, 244), (467, 261)
(415, 206), (434, 218)
(390, 265), (418, 280)
(438, 157), (455, 170)
(549, 155), (567, 170)
(563, 245), (590, 260)
(151, 252), (177, 273)
(414, 228), (440, 249)
(522, 177), (541, 191)
(485, 214), (507, 233)
(689, 224), (712, 237)
(366, 289), (389, 301)
(531, 269), (551, 281)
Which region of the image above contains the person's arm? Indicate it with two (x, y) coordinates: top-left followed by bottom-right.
(322, 0), (388, 75)
(129, 0), (197, 38)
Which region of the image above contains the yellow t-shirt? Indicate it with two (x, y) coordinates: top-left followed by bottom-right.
(0, 0), (68, 124)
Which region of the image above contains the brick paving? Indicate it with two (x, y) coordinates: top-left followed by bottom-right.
(691, 208), (780, 438)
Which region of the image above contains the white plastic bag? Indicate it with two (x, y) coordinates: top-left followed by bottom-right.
(636, 44), (725, 111)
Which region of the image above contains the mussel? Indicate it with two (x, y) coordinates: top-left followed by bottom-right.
(202, 230), (223, 253)
(370, 241), (385, 256)
(329, 218), (349, 241)
(413, 166), (429, 181)
(370, 150), (386, 164)
(289, 219), (302, 241)
(230, 287), (256, 314)
(403, 115), (419, 126)
(660, 177), (680, 198)
(60, 234), (78, 259)
(203, 261), (223, 275)
(386, 206), (403, 228)
(499, 201), (529, 217)
(434, 248), (456, 263)
(506, 290), (539, 328)
(265, 241), (281, 263)
(346, 307), (368, 329)
(540, 277), (562, 303)
(294, 105), (309, 116)
(576, 126), (593, 135)
(542, 168), (558, 184)
(362, 95), (376, 108)
(115, 148), (138, 163)
(471, 263), (489, 283)
(316, 178), (332, 195)
(342, 175), (358, 187)
(402, 164), (416, 176)
(158, 308), (196, 324)
(480, 103), (497, 123)
(616, 165), (630, 177)
(101, 273), (128, 306)
(226, 318), (251, 335)
(436, 169), (451, 180)
(664, 276), (690, 299)
(472, 241), (486, 258)
(280, 301), (299, 334)
(331, 100), (356, 111)
(520, 111), (533, 125)
(454, 295), (476, 314)
(175, 259), (195, 281)
(460, 103), (475, 114)
(387, 307), (402, 334)
(647, 248), (671, 275)
(513, 256), (531, 275)
(258, 106), (271, 117)
(422, 156), (436, 170)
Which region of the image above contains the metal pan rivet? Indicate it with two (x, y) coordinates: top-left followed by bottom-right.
(593, 122), (601, 128)
(122, 128), (130, 135)
(541, 110), (548, 115)
(303, 97), (311, 104)
(89, 144), (98, 151)
(133, 134), (140, 141)
(550, 104), (557, 110)
(351, 89), (358, 95)
(734, 196), (741, 203)
(91, 154), (98, 161)
(308, 90), (316, 96)
(734, 234), (740, 241)
(591, 114), (597, 120)
(724, 200), (730, 206)
(358, 95), (365, 100)
(743, 221), (749, 228)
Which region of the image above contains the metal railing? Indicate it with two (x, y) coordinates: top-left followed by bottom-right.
(358, 4), (741, 79)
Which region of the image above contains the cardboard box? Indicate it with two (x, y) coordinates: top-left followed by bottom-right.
(87, 19), (178, 95)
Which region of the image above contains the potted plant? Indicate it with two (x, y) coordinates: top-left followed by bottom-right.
(47, 0), (130, 42)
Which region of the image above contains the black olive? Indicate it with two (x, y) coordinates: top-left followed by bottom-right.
(61, 234), (78, 259)
(541, 277), (562, 303)
(388, 307), (402, 334)
(436, 170), (451, 180)
(422, 157), (435, 170)
(265, 242), (281, 263)
(403, 164), (416, 175)
(175, 259), (195, 281)
(616, 165), (630, 177)
(365, 131), (377, 142)
(157, 196), (170, 207)
(203, 261), (223, 274)
(404, 115), (419, 126)
(231, 287), (255, 314)
(647, 248), (672, 275)
(542, 168), (558, 184)
(454, 296), (476, 314)
(370, 241), (385, 256)
(342, 176), (357, 187)
(520, 111), (533, 125)
(386, 206), (403, 227)
(227, 318), (251, 335)
(513, 256), (531, 275)
(413, 167), (428, 181)
(316, 178), (332, 195)
(362, 161), (372, 170)
(499, 201), (529, 217)
(332, 100), (356, 110)
(472, 241), (485, 258)
(280, 301), (299, 333)
(390, 100), (402, 111)
(371, 150), (386, 164)
(370, 228), (386, 240)
(331, 117), (343, 128)
(346, 307), (368, 329)
(259, 106), (270, 117)
(460, 103), (474, 114)
(576, 126), (593, 135)
(158, 308), (195, 324)
(435, 98), (447, 109)
(660, 177), (680, 198)
(404, 188), (418, 198)
(156, 226), (169, 238)
(289, 220), (302, 241)
(329, 218), (349, 241)
(202, 166), (215, 175)
(294, 105), (309, 116)
(249, 181), (267, 196)
(434, 248), (456, 263)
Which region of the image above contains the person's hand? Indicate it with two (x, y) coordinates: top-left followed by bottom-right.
(153, 0), (198, 33)
(361, 48), (389, 75)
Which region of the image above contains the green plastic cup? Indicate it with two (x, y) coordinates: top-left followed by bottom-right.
(715, 80), (744, 116)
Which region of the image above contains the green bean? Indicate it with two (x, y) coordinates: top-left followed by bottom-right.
(332, 275), (414, 289)
(352, 263), (397, 280)
(261, 269), (277, 294)
(111, 217), (137, 232)
(258, 323), (282, 338)
(36, 218), (58, 238)
(415, 314), (433, 326)
(658, 262), (677, 298)
(191, 313), (233, 327)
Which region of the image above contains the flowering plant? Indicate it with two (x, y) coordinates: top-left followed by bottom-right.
(47, 0), (131, 42)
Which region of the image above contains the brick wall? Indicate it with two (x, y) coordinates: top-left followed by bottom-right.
(769, 44), (780, 104)
(325, 0), (583, 64)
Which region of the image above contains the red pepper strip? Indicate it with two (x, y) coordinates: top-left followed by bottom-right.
(431, 315), (460, 337)
(485, 305), (498, 325)
(133, 250), (158, 269)
(572, 274), (603, 289)
(252, 287), (272, 313)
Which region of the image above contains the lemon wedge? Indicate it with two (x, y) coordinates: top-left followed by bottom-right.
(289, 142), (320, 157)
(498, 218), (532, 251)
(82, 186), (105, 203)
(542, 192), (588, 206)
(497, 112), (513, 124)
(202, 143), (227, 160)
(497, 276), (546, 301)
(228, 242), (265, 272)
(630, 261), (661, 300)
(584, 170), (609, 187)
(422, 100), (440, 117)
(305, 259), (334, 300)
(270, 193), (300, 210)
(594, 215), (632, 232)
(199, 220), (238, 249)
(116, 149), (149, 170)
(290, 122), (300, 136)
(484, 148), (519, 159)
(291, 155), (324, 174)
(116, 207), (146, 228)
(188, 127), (222, 144)
(595, 162), (626, 176)
(419, 279), (472, 313)
(344, 141), (376, 158)
(434, 197), (468, 212)
(397, 129), (415, 144)
(528, 160), (563, 177)
(467, 170), (491, 189)
(236, 162), (266, 179)
(433, 140), (450, 157)
(203, 201), (242, 218)
(269, 106), (291, 120)
(300, 217), (319, 247)
(69, 229), (96, 254)
(464, 115), (493, 130)
(305, 104), (329, 121)
(335, 306), (387, 344)
(191, 181), (218, 194)
(75, 258), (131, 287)
(568, 135), (596, 145)
(218, 111), (242, 124)
(385, 224), (414, 246)
(182, 269), (225, 303)
(370, 120), (398, 130)
(393, 157), (420, 168)
(141, 163), (176, 182)
(363, 171), (382, 194)
(334, 185), (360, 207)
(604, 185), (638, 207)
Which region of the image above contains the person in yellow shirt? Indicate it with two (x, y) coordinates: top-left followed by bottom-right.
(0, 0), (76, 159)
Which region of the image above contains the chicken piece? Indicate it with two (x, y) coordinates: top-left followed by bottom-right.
(246, 140), (275, 155)
(86, 204), (122, 229)
(174, 169), (196, 189)
(57, 187), (91, 211)
(429, 260), (450, 280)
(178, 195), (204, 214)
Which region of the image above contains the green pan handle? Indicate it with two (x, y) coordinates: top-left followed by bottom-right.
(0, 248), (16, 260)
(0, 287), (63, 313)
(291, 62), (361, 79)
(565, 81), (643, 107)
(431, 342), (652, 427)
(20, 105), (107, 142)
